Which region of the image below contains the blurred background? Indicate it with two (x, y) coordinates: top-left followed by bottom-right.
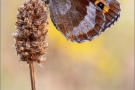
(1, 0), (134, 90)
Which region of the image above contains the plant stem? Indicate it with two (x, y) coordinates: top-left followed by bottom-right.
(29, 63), (36, 90)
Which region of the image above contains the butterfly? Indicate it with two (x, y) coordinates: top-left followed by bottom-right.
(42, 0), (121, 43)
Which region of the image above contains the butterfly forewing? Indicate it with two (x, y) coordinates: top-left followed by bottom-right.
(102, 0), (121, 31)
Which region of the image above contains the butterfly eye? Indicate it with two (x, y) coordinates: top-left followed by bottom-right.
(97, 2), (104, 10)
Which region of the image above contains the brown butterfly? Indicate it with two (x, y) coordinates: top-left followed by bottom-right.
(43, 0), (121, 43)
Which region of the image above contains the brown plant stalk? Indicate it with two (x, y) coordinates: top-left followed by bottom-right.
(13, 0), (48, 90)
(29, 62), (36, 90)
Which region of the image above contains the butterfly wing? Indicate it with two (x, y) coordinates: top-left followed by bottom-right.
(49, 0), (105, 42)
(101, 0), (121, 31)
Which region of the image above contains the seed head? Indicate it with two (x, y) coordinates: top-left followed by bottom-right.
(13, 0), (48, 63)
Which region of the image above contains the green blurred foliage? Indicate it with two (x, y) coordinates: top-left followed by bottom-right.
(1, 0), (134, 90)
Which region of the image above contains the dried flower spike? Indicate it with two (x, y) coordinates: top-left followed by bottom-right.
(13, 0), (48, 63)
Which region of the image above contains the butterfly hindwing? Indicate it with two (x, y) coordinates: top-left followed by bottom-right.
(49, 0), (105, 42)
